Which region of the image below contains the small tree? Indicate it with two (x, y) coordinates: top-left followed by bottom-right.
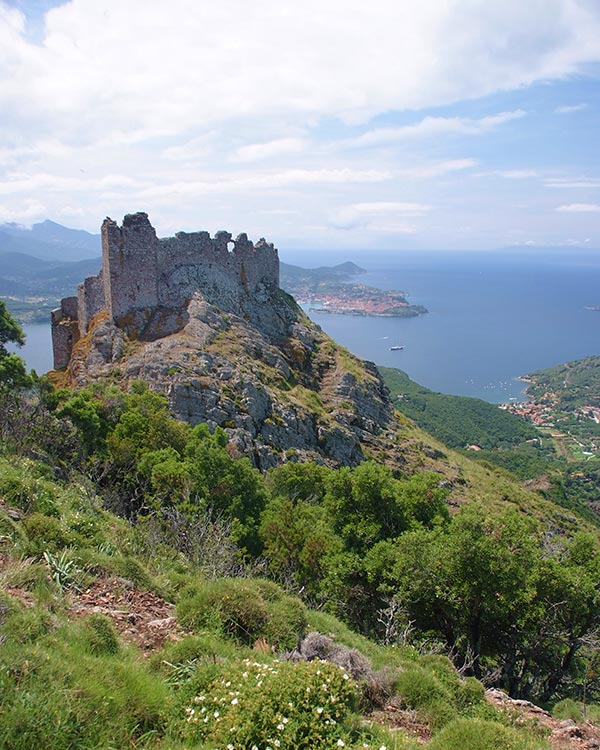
(0, 299), (32, 391)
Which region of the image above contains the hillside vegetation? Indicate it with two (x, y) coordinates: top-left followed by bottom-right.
(2, 303), (600, 748)
(381, 365), (600, 523)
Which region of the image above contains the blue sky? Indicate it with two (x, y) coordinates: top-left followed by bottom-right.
(1, 0), (600, 251)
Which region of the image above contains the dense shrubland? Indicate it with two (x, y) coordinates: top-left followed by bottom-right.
(0, 308), (599, 748)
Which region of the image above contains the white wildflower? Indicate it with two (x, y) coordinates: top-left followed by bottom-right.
(337, 740), (345, 747)
(231, 697), (239, 705)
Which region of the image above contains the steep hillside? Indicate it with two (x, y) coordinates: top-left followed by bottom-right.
(3, 452), (581, 750)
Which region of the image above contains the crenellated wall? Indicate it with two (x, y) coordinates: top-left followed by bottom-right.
(51, 212), (280, 369)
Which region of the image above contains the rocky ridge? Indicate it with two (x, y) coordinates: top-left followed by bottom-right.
(65, 286), (419, 471)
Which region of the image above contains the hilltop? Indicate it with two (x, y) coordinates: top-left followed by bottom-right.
(49, 213), (412, 471)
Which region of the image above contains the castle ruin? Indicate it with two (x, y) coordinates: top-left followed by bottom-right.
(51, 212), (280, 369)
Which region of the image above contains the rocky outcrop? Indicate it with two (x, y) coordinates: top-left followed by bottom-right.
(54, 213), (451, 471)
(68, 284), (406, 469)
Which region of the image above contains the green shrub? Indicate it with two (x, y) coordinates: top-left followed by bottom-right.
(84, 613), (120, 655)
(456, 676), (485, 710)
(111, 554), (155, 589)
(0, 621), (170, 750)
(395, 666), (450, 709)
(552, 698), (584, 723)
(176, 577), (307, 650)
(0, 511), (27, 547)
(21, 513), (78, 556)
(429, 717), (544, 750)
(75, 550), (156, 591)
(0, 464), (60, 517)
(178, 658), (359, 750)
(0, 601), (56, 644)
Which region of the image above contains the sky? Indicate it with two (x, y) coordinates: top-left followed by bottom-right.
(1, 0), (600, 252)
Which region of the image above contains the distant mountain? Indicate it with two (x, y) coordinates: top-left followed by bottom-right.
(0, 251), (101, 294)
(0, 220), (100, 262)
(280, 260), (366, 283)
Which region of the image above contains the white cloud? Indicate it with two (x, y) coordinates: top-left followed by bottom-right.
(330, 200), (431, 231)
(138, 168), (392, 200)
(555, 103), (588, 113)
(351, 201), (432, 216)
(2, 1), (600, 143)
(1, 0), (600, 247)
(396, 159), (477, 178)
(347, 111), (526, 148)
(545, 177), (600, 188)
(497, 170), (538, 179)
(555, 203), (600, 212)
(230, 138), (307, 163)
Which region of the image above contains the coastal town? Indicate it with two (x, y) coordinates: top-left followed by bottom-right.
(306, 282), (428, 317)
(280, 262), (428, 318)
(501, 358), (600, 459)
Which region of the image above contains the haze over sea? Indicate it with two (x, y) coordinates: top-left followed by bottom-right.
(18, 248), (600, 404)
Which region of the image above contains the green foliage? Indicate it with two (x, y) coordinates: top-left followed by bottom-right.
(0, 623), (169, 750)
(260, 495), (342, 598)
(428, 717), (545, 750)
(57, 392), (106, 455)
(177, 657), (359, 750)
(552, 698), (584, 722)
(83, 613), (120, 655)
(380, 366), (538, 450)
(21, 513), (76, 555)
(0, 298), (32, 391)
(43, 549), (85, 592)
(0, 461), (60, 516)
(324, 462), (449, 555)
(176, 577), (307, 650)
(394, 662), (485, 731)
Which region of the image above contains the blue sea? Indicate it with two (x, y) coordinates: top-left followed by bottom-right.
(13, 248), (600, 403)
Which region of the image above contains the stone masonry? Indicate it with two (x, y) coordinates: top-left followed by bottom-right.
(51, 212), (280, 369)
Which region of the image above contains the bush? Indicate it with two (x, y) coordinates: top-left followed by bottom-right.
(552, 698), (584, 723)
(395, 666), (450, 709)
(456, 676), (485, 710)
(176, 577), (307, 650)
(178, 658), (359, 750)
(429, 717), (544, 750)
(0, 621), (170, 750)
(21, 514), (77, 556)
(84, 613), (120, 655)
(0, 463), (60, 517)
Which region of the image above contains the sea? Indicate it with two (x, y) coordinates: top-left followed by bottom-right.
(12, 248), (600, 404)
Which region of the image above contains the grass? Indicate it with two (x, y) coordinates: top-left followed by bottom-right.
(0, 450), (589, 749)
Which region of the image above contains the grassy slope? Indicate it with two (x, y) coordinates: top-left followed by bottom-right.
(0, 452), (551, 750)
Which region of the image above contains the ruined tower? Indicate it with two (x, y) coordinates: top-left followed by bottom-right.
(51, 212), (280, 370)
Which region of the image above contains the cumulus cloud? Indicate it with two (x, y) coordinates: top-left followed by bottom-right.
(2, 1), (600, 143)
(1, 0), (600, 246)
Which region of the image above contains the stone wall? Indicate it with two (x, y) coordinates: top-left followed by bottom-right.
(51, 212), (280, 369)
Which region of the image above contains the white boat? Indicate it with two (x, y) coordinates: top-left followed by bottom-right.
(390, 345), (404, 351)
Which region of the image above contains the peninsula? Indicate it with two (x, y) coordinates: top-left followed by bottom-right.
(280, 261), (428, 317)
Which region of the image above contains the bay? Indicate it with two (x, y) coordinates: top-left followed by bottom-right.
(304, 248), (600, 403)
(11, 248), (600, 403)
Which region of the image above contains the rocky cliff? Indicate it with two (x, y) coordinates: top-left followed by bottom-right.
(56, 214), (417, 470)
